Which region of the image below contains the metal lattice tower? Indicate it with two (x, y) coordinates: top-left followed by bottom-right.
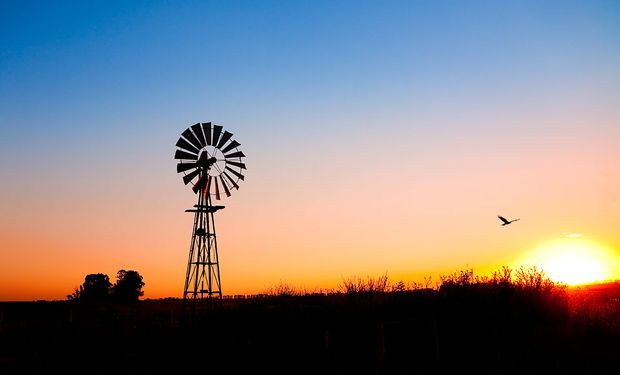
(174, 122), (246, 316)
(182, 184), (224, 312)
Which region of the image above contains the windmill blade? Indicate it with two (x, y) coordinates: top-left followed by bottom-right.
(206, 176), (212, 195)
(175, 123), (245, 194)
(202, 176), (212, 200)
(182, 169), (201, 185)
(225, 166), (245, 181)
(212, 125), (223, 147)
(225, 151), (245, 159)
(223, 171), (239, 189)
(191, 123), (206, 147)
(202, 122), (213, 145)
(221, 140), (241, 154)
(182, 128), (203, 151)
(192, 173), (209, 193)
(176, 137), (200, 155)
(219, 175), (231, 197)
(177, 162), (198, 173)
(216, 130), (233, 149)
(226, 160), (246, 170)
(175, 149), (198, 160)
(214, 176), (221, 200)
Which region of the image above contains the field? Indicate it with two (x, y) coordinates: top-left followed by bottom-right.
(1, 279), (618, 374)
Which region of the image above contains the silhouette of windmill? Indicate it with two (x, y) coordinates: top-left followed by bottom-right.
(174, 122), (246, 315)
(498, 215), (519, 226)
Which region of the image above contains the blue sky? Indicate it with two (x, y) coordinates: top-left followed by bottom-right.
(3, 1), (618, 136)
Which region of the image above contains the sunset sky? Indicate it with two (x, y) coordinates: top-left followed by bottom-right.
(1, 1), (619, 300)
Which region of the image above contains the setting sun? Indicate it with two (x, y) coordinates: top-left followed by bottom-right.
(514, 238), (618, 285)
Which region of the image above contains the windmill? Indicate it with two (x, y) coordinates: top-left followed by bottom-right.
(174, 122), (246, 314)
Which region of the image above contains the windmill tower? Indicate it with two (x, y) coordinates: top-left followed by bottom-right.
(174, 122), (246, 315)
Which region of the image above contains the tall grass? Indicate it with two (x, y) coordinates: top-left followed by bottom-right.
(259, 266), (565, 298)
(339, 273), (390, 294)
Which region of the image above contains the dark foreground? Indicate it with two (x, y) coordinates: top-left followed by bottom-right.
(1, 283), (618, 375)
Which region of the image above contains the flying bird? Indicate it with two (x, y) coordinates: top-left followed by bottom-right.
(498, 215), (520, 226)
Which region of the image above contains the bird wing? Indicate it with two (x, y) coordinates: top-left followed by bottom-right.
(498, 215), (509, 224)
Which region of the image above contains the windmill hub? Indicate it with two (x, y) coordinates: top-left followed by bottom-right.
(197, 153), (217, 169)
(197, 146), (226, 176)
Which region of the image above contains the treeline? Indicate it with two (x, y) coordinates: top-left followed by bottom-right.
(67, 269), (144, 303)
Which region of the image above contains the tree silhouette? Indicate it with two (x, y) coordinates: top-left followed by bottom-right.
(69, 273), (112, 302)
(111, 269), (145, 303)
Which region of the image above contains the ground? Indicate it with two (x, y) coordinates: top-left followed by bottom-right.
(1, 282), (618, 374)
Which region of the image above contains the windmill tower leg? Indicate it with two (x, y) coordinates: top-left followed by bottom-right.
(182, 185), (223, 319)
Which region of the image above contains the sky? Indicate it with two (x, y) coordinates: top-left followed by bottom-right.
(1, 0), (619, 300)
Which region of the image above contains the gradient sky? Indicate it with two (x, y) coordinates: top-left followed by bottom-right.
(1, 1), (619, 300)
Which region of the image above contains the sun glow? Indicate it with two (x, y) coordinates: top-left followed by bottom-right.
(514, 238), (618, 285)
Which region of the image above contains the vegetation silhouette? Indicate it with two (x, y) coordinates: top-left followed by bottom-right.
(2, 266), (618, 374)
(67, 270), (144, 303)
(66, 273), (111, 302)
(111, 270), (145, 303)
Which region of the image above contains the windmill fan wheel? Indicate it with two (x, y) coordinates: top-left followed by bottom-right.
(174, 122), (246, 200)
